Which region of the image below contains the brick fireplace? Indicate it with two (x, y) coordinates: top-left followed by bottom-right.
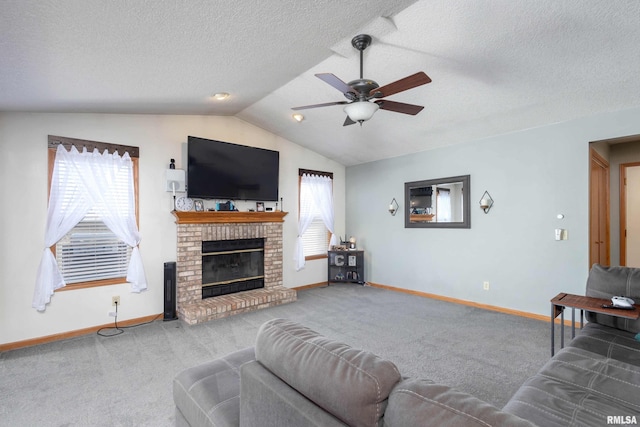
(172, 211), (297, 325)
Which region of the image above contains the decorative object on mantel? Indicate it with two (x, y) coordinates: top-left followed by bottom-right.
(175, 196), (194, 212)
(479, 191), (494, 214)
(388, 198), (399, 216)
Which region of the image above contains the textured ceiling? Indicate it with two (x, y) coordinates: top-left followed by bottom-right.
(2, 0), (640, 166)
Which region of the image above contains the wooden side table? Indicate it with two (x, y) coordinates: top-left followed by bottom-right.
(550, 293), (639, 356)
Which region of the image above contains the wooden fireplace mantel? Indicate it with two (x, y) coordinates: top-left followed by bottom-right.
(172, 210), (288, 224)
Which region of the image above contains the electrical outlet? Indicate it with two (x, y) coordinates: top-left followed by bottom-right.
(112, 296), (120, 306)
(483, 281), (490, 291)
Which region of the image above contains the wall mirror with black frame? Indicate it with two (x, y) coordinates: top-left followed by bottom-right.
(404, 175), (471, 228)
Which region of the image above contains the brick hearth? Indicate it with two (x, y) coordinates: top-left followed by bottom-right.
(173, 211), (296, 325)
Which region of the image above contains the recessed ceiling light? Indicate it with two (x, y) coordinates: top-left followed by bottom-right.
(212, 92), (230, 100)
(292, 113), (304, 122)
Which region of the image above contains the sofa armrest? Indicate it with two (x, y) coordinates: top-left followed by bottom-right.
(173, 347), (255, 427)
(383, 379), (536, 427)
(240, 360), (347, 427)
(586, 264), (640, 333)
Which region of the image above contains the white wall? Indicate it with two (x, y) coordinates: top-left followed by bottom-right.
(346, 106), (640, 317)
(0, 113), (345, 345)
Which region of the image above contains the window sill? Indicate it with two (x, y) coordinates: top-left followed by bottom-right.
(305, 254), (328, 261)
(55, 277), (126, 291)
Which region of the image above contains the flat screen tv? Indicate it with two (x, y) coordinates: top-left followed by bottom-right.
(187, 136), (279, 201)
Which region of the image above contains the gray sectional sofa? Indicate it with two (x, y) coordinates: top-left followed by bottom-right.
(173, 264), (640, 426)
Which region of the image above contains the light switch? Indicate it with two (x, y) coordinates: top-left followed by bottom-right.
(555, 229), (568, 240)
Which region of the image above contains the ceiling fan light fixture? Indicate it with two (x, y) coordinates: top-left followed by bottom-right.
(292, 113), (304, 122)
(344, 101), (379, 123)
(291, 33), (430, 127)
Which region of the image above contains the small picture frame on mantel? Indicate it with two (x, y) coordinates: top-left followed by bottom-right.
(256, 202), (265, 212)
(194, 200), (204, 212)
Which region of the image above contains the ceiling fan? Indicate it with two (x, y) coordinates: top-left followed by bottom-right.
(292, 34), (432, 126)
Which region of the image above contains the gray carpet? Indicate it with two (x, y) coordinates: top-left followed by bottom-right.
(0, 284), (557, 426)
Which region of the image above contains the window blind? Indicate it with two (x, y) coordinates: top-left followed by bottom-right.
(53, 154), (132, 284)
(56, 219), (131, 283)
(301, 217), (328, 257)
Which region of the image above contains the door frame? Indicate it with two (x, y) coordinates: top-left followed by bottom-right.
(589, 148), (610, 267)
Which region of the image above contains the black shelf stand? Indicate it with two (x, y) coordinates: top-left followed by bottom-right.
(328, 250), (364, 285)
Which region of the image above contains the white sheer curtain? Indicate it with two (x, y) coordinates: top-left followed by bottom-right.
(33, 145), (147, 311)
(294, 173), (337, 271)
(436, 189), (452, 222)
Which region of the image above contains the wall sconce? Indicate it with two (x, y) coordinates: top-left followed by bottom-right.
(389, 198), (399, 216)
(479, 191), (494, 214)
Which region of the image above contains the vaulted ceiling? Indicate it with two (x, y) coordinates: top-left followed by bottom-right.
(2, 0), (640, 166)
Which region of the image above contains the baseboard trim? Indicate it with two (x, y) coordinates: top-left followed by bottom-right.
(292, 281), (328, 291)
(367, 282), (578, 327)
(0, 313), (163, 352)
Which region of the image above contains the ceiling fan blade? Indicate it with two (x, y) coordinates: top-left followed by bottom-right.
(375, 100), (424, 115)
(343, 116), (356, 126)
(292, 101), (349, 110)
(370, 72), (432, 98)
(315, 73), (356, 95)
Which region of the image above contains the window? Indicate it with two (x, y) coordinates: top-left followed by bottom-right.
(48, 136), (139, 289)
(301, 217), (329, 259)
(295, 169), (336, 270)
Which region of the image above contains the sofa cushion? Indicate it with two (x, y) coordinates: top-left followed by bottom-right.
(173, 347), (255, 427)
(585, 264), (640, 333)
(254, 318), (401, 427)
(383, 378), (535, 427)
(569, 322), (640, 367)
(240, 360), (347, 427)
(503, 345), (640, 426)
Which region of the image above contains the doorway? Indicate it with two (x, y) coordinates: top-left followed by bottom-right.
(620, 163), (640, 267)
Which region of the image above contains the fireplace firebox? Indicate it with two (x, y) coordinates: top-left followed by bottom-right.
(201, 238), (265, 299)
